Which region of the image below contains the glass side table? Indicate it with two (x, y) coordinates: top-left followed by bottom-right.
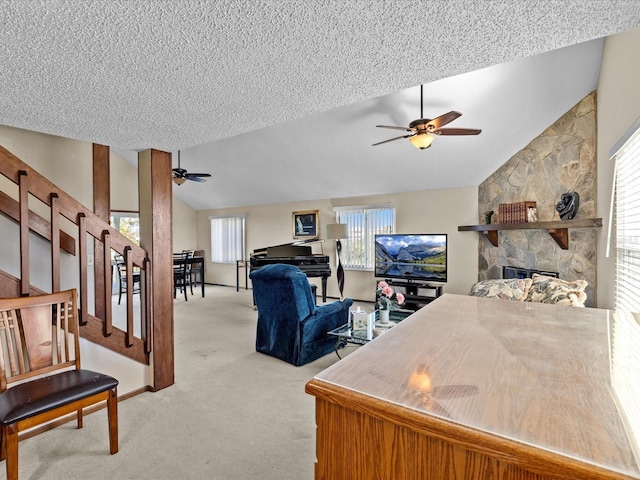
(380, 308), (414, 323)
(328, 308), (414, 359)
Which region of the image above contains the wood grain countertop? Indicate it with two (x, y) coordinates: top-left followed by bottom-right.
(306, 293), (640, 479)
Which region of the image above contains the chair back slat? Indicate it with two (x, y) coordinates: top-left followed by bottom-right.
(0, 309), (26, 384)
(55, 301), (63, 364)
(20, 304), (56, 371)
(0, 289), (79, 392)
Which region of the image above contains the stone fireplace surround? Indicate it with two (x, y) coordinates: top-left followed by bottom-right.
(477, 92), (597, 307)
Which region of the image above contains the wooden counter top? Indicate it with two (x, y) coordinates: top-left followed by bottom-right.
(306, 294), (640, 479)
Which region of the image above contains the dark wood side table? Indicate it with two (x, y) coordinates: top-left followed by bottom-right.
(236, 259), (249, 292)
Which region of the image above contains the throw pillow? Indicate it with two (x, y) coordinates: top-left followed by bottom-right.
(525, 274), (588, 307)
(469, 278), (533, 301)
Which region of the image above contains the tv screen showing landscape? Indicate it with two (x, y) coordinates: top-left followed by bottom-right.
(374, 234), (447, 282)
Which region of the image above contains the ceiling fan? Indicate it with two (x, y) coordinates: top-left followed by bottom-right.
(373, 85), (481, 150)
(172, 151), (212, 185)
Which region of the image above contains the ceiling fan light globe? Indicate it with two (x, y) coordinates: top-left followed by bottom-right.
(409, 133), (435, 150)
(173, 176), (187, 185)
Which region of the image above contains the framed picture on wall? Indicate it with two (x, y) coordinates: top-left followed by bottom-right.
(293, 210), (319, 239)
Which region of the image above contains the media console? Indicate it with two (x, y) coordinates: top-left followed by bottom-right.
(381, 279), (443, 311)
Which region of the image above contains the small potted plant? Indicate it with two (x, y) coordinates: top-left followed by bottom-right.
(376, 281), (405, 324)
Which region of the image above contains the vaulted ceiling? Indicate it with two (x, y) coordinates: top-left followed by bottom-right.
(1, 1), (640, 210)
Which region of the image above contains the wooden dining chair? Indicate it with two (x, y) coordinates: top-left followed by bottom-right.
(0, 289), (119, 480)
(190, 249), (204, 289)
(114, 254), (141, 305)
(173, 250), (193, 301)
(182, 249), (195, 297)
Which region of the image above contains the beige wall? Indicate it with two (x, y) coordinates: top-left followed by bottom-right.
(597, 27), (640, 309)
(196, 186), (479, 303)
(173, 195), (197, 251)
(0, 125), (93, 207)
(110, 149), (196, 252)
(110, 151), (138, 211)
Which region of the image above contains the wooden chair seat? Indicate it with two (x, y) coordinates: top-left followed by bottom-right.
(0, 370), (118, 425)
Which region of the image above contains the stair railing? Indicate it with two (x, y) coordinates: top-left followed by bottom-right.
(0, 144), (151, 364)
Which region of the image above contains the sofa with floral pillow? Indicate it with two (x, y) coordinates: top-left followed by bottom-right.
(469, 273), (588, 307)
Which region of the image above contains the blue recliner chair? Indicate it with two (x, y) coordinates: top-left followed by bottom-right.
(250, 264), (353, 366)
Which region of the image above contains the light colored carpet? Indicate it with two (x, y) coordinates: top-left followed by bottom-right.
(5, 285), (363, 480)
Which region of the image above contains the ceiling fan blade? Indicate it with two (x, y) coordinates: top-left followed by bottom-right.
(376, 125), (414, 132)
(435, 128), (482, 136)
(429, 111), (462, 129)
(372, 133), (414, 146)
(186, 176), (207, 183)
(185, 173), (212, 178)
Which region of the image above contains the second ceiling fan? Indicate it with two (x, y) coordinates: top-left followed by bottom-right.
(172, 150), (212, 185)
(373, 85), (481, 150)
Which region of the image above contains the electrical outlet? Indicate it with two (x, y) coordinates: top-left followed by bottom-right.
(87, 254), (94, 266)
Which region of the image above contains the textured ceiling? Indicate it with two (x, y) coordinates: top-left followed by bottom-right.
(1, 1), (640, 210)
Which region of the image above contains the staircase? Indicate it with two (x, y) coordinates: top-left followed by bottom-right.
(0, 144), (151, 365)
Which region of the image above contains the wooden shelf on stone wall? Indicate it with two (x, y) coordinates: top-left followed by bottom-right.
(458, 218), (603, 250)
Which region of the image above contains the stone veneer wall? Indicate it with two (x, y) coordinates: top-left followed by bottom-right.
(477, 91), (597, 306)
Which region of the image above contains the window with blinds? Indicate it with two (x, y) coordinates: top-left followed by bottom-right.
(336, 207), (395, 269)
(613, 124), (640, 313)
(210, 215), (245, 263)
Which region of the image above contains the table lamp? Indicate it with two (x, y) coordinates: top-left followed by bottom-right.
(326, 223), (348, 300)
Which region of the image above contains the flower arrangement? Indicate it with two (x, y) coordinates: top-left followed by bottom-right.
(376, 281), (405, 311)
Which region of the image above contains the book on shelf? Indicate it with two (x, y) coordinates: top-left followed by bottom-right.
(497, 201), (537, 224)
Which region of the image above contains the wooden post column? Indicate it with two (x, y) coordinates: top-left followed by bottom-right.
(93, 143), (110, 319)
(138, 149), (174, 390)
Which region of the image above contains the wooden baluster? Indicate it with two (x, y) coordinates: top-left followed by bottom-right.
(102, 231), (112, 337)
(78, 213), (88, 325)
(50, 193), (60, 293)
(144, 257), (152, 353)
(18, 171), (29, 296)
(124, 246), (134, 347)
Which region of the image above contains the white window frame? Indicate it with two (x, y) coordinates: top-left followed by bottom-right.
(612, 118), (640, 313)
(209, 215), (246, 264)
(335, 205), (395, 270)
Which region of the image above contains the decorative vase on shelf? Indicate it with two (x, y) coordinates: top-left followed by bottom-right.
(378, 309), (390, 324)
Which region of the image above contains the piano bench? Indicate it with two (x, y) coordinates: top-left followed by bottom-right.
(310, 284), (317, 304)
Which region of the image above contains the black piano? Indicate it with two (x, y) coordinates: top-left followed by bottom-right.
(250, 240), (331, 302)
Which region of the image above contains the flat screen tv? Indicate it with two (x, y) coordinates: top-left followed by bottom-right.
(374, 234), (447, 283)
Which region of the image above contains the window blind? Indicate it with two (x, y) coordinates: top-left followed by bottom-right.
(336, 207), (395, 269)
(614, 126), (640, 313)
(210, 216), (245, 263)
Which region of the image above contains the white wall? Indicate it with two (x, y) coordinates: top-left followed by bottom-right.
(196, 186), (479, 302)
(597, 26), (640, 309)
